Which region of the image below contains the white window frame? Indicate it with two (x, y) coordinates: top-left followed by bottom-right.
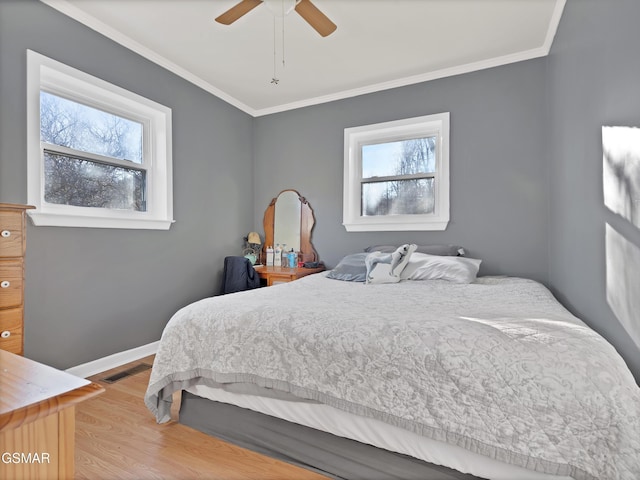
(343, 112), (450, 232)
(26, 50), (173, 229)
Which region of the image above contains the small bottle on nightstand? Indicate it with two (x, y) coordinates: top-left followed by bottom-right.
(274, 244), (282, 266)
(287, 249), (296, 268)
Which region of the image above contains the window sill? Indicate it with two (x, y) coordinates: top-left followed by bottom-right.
(27, 210), (174, 230)
(343, 217), (449, 232)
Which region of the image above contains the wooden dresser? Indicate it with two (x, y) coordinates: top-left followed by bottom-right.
(0, 350), (104, 480)
(0, 204), (34, 355)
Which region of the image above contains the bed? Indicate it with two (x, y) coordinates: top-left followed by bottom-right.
(145, 255), (640, 480)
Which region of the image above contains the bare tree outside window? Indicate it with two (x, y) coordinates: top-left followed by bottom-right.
(40, 91), (146, 211)
(361, 137), (437, 216)
(43, 153), (145, 210)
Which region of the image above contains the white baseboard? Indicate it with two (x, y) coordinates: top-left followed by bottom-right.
(65, 340), (160, 378)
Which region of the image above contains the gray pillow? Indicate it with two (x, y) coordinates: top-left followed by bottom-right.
(326, 253), (368, 282)
(364, 244), (465, 256)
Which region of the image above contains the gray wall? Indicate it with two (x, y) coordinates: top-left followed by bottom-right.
(253, 59), (550, 282)
(547, 0), (640, 380)
(0, 1), (254, 369)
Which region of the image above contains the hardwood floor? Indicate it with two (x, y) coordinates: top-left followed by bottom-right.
(75, 355), (328, 480)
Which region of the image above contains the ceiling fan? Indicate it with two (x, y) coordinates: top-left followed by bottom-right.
(215, 0), (337, 37)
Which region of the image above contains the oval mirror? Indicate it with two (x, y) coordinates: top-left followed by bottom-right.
(274, 190), (301, 252)
(263, 189), (318, 263)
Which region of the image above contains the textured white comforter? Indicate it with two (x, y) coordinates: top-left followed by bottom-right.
(145, 274), (640, 480)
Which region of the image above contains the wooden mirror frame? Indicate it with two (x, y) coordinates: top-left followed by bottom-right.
(262, 189), (318, 263)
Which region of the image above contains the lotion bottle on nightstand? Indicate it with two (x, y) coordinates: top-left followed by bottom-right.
(274, 244), (282, 266)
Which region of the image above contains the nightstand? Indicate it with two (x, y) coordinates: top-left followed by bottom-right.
(253, 265), (325, 286)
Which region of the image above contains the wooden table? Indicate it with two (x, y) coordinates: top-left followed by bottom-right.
(0, 350), (104, 479)
(253, 265), (325, 286)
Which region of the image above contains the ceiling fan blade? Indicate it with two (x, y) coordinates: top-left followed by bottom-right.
(294, 0), (337, 37)
(215, 0), (263, 25)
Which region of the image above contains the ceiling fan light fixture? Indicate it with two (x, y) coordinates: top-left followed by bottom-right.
(215, 0), (336, 37)
(214, 0), (336, 83)
(263, 0), (299, 17)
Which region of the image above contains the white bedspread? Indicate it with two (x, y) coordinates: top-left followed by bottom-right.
(145, 274), (640, 480)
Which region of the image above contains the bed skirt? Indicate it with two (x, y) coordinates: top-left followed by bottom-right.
(179, 391), (483, 480)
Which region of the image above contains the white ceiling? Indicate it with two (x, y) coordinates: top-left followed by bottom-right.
(42, 0), (566, 117)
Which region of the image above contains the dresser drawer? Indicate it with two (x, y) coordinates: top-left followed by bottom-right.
(0, 260), (23, 309)
(0, 308), (23, 354)
(0, 210), (26, 258)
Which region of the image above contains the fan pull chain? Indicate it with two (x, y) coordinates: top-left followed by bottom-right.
(271, 15), (279, 84)
(282, 0), (286, 68)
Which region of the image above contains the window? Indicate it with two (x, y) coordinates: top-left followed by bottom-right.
(27, 50), (173, 229)
(343, 113), (450, 231)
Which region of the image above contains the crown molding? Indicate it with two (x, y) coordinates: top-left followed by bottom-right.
(252, 0), (567, 116)
(40, 0), (257, 115)
(41, 0), (566, 118)
(543, 0), (567, 53)
(252, 47), (550, 117)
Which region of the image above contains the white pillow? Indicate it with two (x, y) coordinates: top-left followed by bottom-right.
(366, 244), (417, 284)
(400, 253), (481, 283)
